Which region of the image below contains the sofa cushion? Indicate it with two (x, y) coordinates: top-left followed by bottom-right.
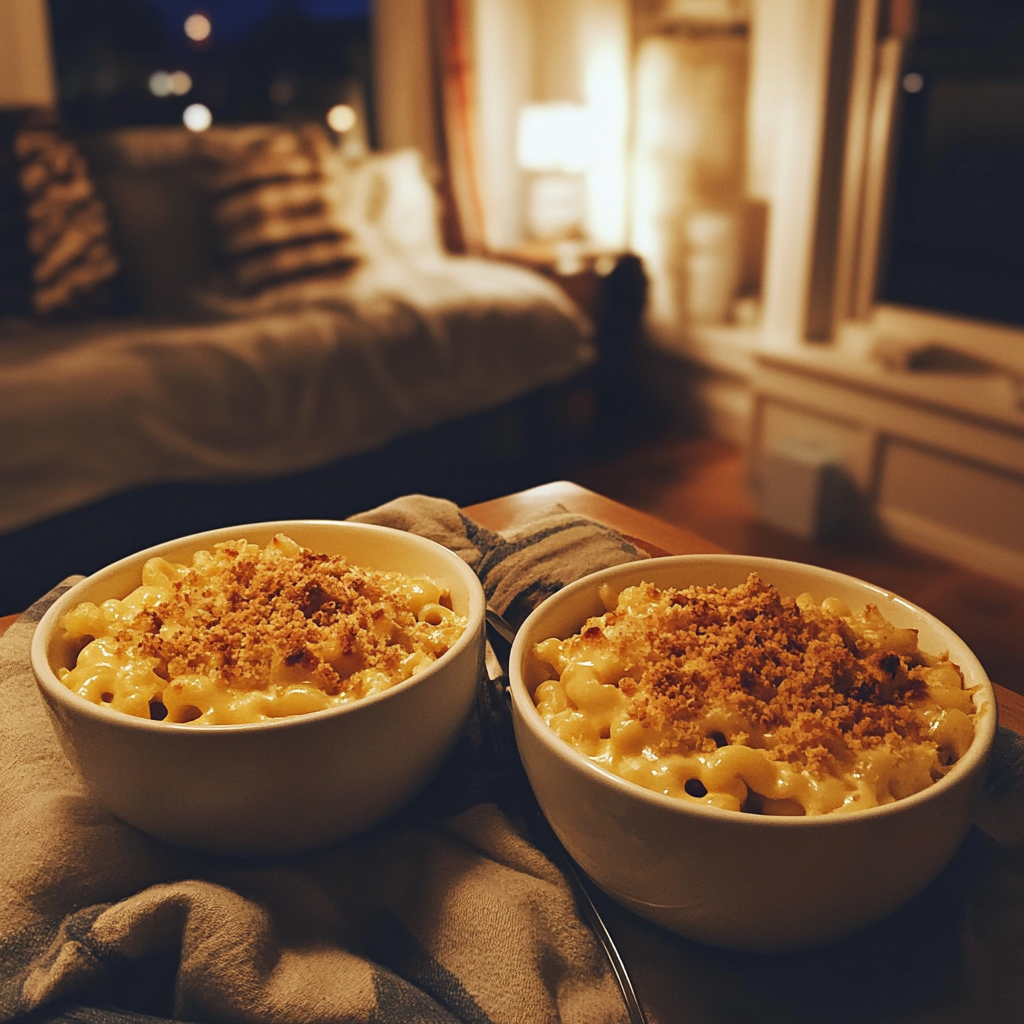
(82, 125), (448, 315)
(335, 147), (446, 261)
(200, 124), (362, 296)
(0, 108), (121, 318)
(82, 126), (218, 319)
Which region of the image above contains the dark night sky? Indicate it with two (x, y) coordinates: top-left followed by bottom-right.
(49, 0), (373, 131)
(146, 1), (369, 43)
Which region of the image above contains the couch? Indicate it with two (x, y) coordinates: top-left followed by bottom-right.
(0, 124), (597, 612)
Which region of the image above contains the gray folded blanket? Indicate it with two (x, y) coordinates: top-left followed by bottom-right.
(0, 496), (648, 1024)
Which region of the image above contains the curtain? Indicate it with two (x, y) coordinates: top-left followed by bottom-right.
(431, 0), (487, 253)
(373, 0), (486, 254)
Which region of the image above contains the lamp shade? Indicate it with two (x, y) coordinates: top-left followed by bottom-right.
(516, 103), (594, 173)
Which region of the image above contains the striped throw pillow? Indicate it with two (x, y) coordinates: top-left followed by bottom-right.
(201, 125), (360, 295)
(0, 108), (120, 317)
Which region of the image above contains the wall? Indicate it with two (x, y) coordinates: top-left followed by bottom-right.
(473, 0), (632, 251)
(472, 0), (533, 250)
(371, 0), (441, 169)
(0, 0), (56, 107)
(748, 0), (833, 348)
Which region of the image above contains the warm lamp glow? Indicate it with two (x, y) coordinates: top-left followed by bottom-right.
(326, 104), (357, 133)
(184, 13), (212, 42)
(517, 103), (595, 242)
(183, 103), (212, 132)
(516, 103), (595, 173)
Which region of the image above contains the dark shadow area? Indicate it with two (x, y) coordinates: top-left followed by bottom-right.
(589, 827), (1017, 1024)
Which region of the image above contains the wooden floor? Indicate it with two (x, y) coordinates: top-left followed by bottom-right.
(575, 430), (1024, 698)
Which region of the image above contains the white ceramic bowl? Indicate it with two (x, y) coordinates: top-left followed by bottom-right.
(509, 554), (997, 952)
(32, 520), (485, 857)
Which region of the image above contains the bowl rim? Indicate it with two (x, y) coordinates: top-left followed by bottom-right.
(32, 518), (485, 735)
(509, 553), (998, 829)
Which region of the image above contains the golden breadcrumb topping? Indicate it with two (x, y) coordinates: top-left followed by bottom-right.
(137, 542), (442, 694)
(566, 575), (938, 778)
(59, 535), (465, 724)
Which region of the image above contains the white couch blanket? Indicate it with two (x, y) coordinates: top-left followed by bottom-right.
(0, 256), (593, 534)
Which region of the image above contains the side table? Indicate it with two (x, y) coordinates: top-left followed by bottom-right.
(491, 244), (649, 450)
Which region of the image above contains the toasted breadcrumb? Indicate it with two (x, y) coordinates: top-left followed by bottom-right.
(121, 539), (450, 697)
(574, 574), (936, 779)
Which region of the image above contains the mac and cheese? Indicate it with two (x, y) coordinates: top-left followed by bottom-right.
(59, 534), (465, 725)
(532, 574), (977, 816)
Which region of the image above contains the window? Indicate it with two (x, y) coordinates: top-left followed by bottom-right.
(817, 0), (1024, 344)
(49, 0), (373, 142)
(881, 0), (1024, 330)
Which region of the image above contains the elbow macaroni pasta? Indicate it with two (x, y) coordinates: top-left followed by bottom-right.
(59, 534), (466, 725)
(532, 575), (978, 816)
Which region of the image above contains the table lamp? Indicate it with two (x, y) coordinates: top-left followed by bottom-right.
(517, 102), (594, 242)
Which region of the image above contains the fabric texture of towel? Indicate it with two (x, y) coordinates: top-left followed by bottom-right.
(0, 496), (647, 1024)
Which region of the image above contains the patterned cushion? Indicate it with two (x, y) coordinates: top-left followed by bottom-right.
(0, 108), (120, 317)
(200, 125), (361, 295)
(334, 147), (446, 261)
